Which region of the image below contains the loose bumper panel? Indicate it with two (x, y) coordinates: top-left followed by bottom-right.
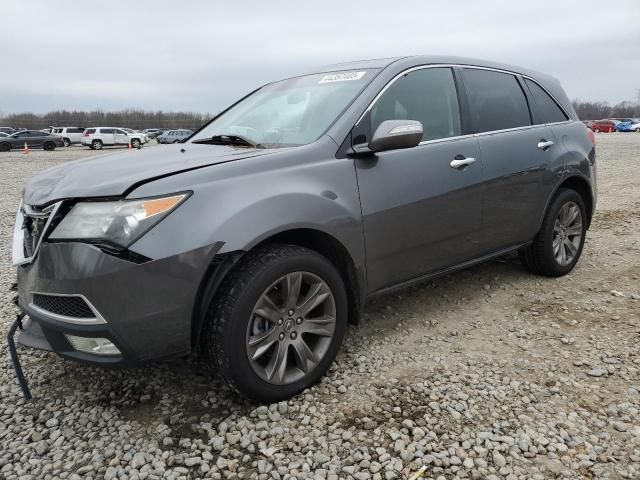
(16, 241), (223, 364)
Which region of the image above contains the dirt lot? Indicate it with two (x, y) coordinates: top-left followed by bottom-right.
(0, 134), (639, 480)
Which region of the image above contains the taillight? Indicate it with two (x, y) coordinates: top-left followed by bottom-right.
(587, 128), (595, 145)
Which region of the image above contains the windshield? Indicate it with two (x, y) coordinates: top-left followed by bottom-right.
(191, 69), (376, 147)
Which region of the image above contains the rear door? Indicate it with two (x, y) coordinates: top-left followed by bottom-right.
(354, 67), (484, 292)
(100, 128), (116, 145)
(461, 68), (563, 253)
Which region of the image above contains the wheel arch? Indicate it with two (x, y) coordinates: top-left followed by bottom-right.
(542, 175), (594, 230)
(191, 228), (363, 350)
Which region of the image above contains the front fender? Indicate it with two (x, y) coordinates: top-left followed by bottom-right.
(127, 141), (365, 270)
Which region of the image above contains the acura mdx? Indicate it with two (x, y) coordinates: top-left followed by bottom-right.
(11, 56), (596, 402)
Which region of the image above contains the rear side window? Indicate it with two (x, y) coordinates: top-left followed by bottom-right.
(524, 79), (568, 124)
(68, 127), (83, 133)
(370, 67), (461, 142)
(101, 128), (114, 134)
(463, 69), (531, 133)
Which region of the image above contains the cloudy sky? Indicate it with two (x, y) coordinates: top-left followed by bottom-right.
(1, 1), (638, 114)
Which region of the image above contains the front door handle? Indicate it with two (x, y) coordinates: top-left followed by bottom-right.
(537, 139), (554, 150)
(450, 156), (477, 170)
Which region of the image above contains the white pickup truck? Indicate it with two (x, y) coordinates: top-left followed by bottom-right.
(81, 127), (146, 150)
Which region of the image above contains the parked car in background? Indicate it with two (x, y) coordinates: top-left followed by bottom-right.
(588, 120), (617, 133)
(0, 130), (64, 151)
(143, 128), (164, 139)
(0, 132), (9, 137)
(81, 127), (146, 150)
(52, 127), (86, 146)
(630, 121), (640, 132)
(157, 129), (193, 144)
(122, 128), (149, 143)
(0, 127), (15, 134)
(11, 56), (596, 402)
(614, 121), (635, 133)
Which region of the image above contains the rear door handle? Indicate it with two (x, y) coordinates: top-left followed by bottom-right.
(537, 139), (554, 150)
(450, 156), (477, 170)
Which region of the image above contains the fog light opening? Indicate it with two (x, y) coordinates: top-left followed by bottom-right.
(65, 335), (121, 356)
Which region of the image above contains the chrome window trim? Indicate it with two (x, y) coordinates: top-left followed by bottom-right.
(355, 63), (574, 137)
(29, 292), (107, 325)
(12, 201), (62, 267)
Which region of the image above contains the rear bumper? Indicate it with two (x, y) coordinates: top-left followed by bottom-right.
(16, 241), (222, 366)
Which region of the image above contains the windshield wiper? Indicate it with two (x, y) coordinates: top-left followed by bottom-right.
(192, 134), (262, 148)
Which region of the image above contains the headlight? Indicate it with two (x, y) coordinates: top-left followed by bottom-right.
(50, 193), (188, 247)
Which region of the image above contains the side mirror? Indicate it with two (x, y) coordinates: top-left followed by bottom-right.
(368, 120), (423, 152)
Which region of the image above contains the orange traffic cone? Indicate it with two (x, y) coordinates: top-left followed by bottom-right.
(128, 142), (132, 150)
(23, 142), (30, 155)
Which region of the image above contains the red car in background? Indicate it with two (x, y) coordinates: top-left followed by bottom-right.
(587, 119), (618, 132)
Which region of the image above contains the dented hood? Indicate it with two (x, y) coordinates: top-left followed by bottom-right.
(22, 144), (272, 206)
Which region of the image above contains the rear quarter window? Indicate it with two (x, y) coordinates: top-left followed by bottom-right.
(100, 128), (114, 134)
(462, 69), (531, 133)
(524, 79), (568, 124)
(85, 129), (96, 134)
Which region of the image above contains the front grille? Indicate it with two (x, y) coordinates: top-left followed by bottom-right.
(32, 294), (95, 319)
(22, 205), (53, 258)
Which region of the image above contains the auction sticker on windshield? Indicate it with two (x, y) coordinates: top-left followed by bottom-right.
(319, 71), (367, 83)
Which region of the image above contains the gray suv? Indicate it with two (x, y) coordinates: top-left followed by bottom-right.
(11, 56), (596, 402)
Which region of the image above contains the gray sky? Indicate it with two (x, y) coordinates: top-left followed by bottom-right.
(1, 0), (638, 114)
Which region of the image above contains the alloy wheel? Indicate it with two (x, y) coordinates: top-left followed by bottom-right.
(553, 201), (583, 266)
(246, 271), (336, 385)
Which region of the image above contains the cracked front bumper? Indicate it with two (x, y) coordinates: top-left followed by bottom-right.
(15, 241), (222, 366)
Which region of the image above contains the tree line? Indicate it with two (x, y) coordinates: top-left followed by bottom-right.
(571, 100), (640, 120)
(1, 100), (639, 131)
(0, 109), (212, 131)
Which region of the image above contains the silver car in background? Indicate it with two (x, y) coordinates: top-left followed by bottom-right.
(157, 129), (193, 144)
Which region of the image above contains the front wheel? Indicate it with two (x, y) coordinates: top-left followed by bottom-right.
(519, 188), (587, 277)
(131, 138), (141, 149)
(201, 244), (348, 403)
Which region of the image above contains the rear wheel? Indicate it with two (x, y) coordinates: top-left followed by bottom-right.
(63, 138), (71, 147)
(201, 244), (348, 403)
(0, 143), (10, 152)
(519, 188), (587, 277)
(92, 140), (103, 150)
(594, 128), (600, 133)
(131, 138), (141, 149)
(43, 142), (56, 151)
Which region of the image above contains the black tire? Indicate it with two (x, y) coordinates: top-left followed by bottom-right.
(43, 142), (55, 151)
(131, 138), (141, 149)
(63, 138), (71, 147)
(0, 143), (10, 152)
(201, 244), (348, 403)
(92, 140), (103, 150)
(519, 188), (587, 277)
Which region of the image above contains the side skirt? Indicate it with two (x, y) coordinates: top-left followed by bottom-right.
(367, 243), (531, 300)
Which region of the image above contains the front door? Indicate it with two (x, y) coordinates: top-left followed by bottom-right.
(113, 129), (129, 145)
(353, 67), (485, 292)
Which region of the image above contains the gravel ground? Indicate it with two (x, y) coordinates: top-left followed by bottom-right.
(1, 135), (639, 480)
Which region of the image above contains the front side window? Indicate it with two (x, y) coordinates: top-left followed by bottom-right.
(463, 69), (531, 133)
(370, 67), (461, 142)
(191, 69), (376, 147)
(524, 79), (568, 124)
